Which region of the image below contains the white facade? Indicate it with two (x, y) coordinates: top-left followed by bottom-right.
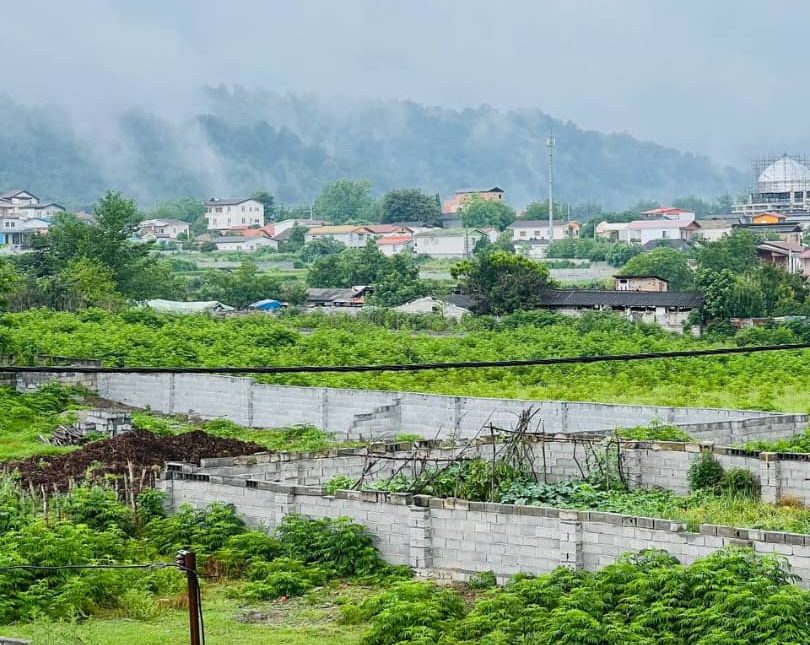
(595, 222), (630, 242)
(625, 217), (698, 244)
(306, 226), (374, 248)
(138, 219), (190, 240)
(413, 228), (496, 258)
(215, 236), (278, 252)
(205, 199), (265, 231)
(509, 220), (580, 242)
(376, 236), (413, 256)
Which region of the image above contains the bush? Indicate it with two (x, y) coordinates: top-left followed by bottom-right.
(467, 570), (497, 590)
(144, 502), (245, 555)
(615, 421), (693, 442)
(325, 474), (357, 496)
(211, 531), (283, 577)
(688, 453), (725, 493)
(341, 581), (465, 645)
(722, 468), (761, 499)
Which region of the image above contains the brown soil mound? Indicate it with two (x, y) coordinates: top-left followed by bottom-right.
(3, 430), (264, 492)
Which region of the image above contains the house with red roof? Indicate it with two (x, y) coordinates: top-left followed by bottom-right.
(376, 234), (414, 256)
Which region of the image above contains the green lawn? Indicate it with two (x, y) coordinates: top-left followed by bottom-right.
(1, 585), (370, 645)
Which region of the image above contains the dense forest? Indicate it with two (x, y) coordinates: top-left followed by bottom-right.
(0, 88), (744, 210)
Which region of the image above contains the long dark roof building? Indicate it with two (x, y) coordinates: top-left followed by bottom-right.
(540, 289), (703, 308)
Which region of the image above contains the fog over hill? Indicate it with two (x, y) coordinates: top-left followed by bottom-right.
(0, 87), (744, 210)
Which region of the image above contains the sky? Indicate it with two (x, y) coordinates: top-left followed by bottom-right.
(1, 0), (808, 165)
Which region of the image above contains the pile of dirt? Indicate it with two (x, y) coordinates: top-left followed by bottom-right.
(2, 430), (265, 492)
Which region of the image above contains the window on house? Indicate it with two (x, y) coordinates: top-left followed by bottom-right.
(215, 207), (222, 213)
(533, 230), (540, 237)
(242, 218), (246, 224)
(520, 231), (527, 237)
(662, 230), (670, 239)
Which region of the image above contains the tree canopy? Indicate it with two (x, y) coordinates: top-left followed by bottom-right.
(459, 196), (516, 231)
(618, 247), (694, 291)
(314, 180), (379, 224)
(451, 249), (554, 315)
(381, 189), (440, 224)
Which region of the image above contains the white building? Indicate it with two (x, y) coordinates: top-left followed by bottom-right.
(138, 218), (190, 240)
(595, 222), (631, 241)
(376, 235), (413, 256)
(215, 236), (278, 252)
(0, 217), (49, 249)
(305, 225), (375, 248)
(507, 219), (581, 243)
(205, 198), (265, 231)
(0, 190), (65, 220)
(734, 155), (810, 216)
(694, 220), (734, 242)
(413, 228), (497, 258)
(625, 216), (700, 244)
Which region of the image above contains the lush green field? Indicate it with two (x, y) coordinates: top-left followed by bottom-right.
(2, 308), (810, 411)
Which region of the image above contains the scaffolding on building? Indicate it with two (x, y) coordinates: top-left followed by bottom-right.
(733, 154), (810, 216)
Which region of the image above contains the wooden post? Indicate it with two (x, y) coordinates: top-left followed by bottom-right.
(177, 550), (201, 645)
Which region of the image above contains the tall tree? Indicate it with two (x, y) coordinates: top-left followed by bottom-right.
(381, 188), (441, 224)
(451, 249), (553, 315)
(619, 247), (694, 291)
(314, 179), (378, 224)
(459, 196), (516, 231)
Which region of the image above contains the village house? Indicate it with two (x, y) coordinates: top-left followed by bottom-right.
(413, 228), (497, 258)
(376, 234), (413, 256)
(205, 198), (265, 231)
(625, 216), (700, 244)
(756, 241), (810, 275)
(137, 218), (190, 240)
(639, 207), (695, 219)
(734, 222), (803, 245)
(364, 224), (414, 236)
(695, 219), (734, 242)
(614, 275), (669, 292)
(0, 217), (49, 249)
(214, 236), (278, 252)
(305, 286), (372, 308)
(305, 225), (375, 248)
(539, 288), (702, 334)
(595, 221), (631, 241)
(440, 187), (505, 227)
(0, 190), (65, 220)
(507, 219), (580, 243)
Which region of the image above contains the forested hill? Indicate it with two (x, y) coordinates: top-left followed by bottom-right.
(0, 88), (744, 209)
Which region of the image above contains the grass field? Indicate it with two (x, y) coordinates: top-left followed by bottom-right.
(1, 585), (372, 645)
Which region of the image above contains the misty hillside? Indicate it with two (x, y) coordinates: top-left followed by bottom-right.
(0, 89), (744, 209)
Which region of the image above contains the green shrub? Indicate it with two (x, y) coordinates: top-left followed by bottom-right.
(722, 468), (761, 498)
(232, 558), (329, 601)
(325, 474), (357, 495)
(688, 452), (725, 493)
(615, 421), (693, 442)
(144, 502), (245, 555)
(467, 570), (497, 590)
(212, 531), (283, 577)
(61, 485), (134, 534)
(276, 514), (384, 577)
(341, 581), (465, 645)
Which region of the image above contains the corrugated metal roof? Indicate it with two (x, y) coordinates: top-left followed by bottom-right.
(540, 289), (703, 308)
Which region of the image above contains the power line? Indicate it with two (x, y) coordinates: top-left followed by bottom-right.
(2, 342), (810, 375)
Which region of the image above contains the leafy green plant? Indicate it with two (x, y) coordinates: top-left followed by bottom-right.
(467, 570), (497, 590)
(688, 452), (725, 493)
(341, 581), (465, 645)
(615, 421), (693, 442)
(722, 468), (761, 499)
(325, 474), (357, 495)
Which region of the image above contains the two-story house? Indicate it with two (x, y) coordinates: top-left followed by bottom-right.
(413, 228), (497, 258)
(138, 219), (190, 240)
(507, 220), (581, 243)
(205, 198), (265, 231)
(0, 190), (65, 220)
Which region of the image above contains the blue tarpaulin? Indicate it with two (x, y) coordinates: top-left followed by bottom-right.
(249, 299), (283, 311)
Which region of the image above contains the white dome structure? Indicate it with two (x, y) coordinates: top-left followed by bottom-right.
(756, 155), (810, 194)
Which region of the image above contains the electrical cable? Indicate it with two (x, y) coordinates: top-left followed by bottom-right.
(2, 341), (810, 374)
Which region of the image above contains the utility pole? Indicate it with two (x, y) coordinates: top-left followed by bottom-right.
(546, 131), (555, 242)
(177, 550), (201, 645)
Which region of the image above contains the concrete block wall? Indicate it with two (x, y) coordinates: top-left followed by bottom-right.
(95, 374), (806, 442)
(159, 473), (810, 585)
(184, 436), (810, 506)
